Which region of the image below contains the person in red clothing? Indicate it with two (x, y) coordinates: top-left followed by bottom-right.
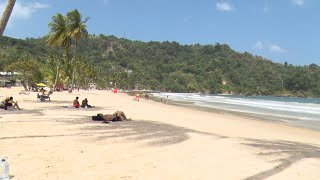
(73, 97), (80, 108)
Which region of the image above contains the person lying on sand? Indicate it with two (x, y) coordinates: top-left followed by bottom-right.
(0, 97), (22, 110)
(92, 111), (131, 122)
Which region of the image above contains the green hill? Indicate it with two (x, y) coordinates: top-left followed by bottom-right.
(1, 35), (320, 97)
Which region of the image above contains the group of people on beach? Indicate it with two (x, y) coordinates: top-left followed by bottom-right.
(72, 96), (131, 122)
(37, 88), (52, 101)
(73, 96), (94, 108)
(1, 90), (132, 123)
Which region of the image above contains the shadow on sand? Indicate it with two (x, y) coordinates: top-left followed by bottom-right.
(0, 108), (44, 116)
(242, 139), (320, 180)
(81, 120), (228, 146)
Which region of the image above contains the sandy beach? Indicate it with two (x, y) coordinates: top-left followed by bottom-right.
(1, 87), (320, 180)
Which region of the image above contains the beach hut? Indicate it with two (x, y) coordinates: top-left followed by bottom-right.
(0, 80), (11, 87)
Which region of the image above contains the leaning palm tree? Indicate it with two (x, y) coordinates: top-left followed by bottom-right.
(66, 9), (89, 92)
(46, 13), (71, 90)
(0, 0), (16, 36)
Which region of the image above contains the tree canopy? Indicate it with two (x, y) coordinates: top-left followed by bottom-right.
(1, 34), (320, 97)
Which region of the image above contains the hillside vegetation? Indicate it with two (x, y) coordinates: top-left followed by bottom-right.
(1, 35), (320, 97)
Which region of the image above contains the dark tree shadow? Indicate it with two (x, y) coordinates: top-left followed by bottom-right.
(41, 106), (106, 111)
(0, 132), (103, 140)
(23, 100), (72, 104)
(81, 120), (228, 146)
(0, 108), (44, 116)
(242, 139), (320, 180)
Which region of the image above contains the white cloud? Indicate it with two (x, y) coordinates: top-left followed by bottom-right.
(253, 41), (285, 53)
(254, 41), (264, 50)
(292, 0), (304, 6)
(269, 44), (285, 53)
(216, 2), (234, 12)
(32, 2), (49, 9)
(0, 1), (49, 27)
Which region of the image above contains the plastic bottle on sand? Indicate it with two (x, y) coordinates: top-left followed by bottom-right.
(0, 158), (9, 180)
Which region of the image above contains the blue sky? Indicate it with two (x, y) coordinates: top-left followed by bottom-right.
(0, 0), (319, 65)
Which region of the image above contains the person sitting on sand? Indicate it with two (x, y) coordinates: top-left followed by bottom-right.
(0, 97), (22, 110)
(41, 89), (51, 101)
(81, 98), (93, 108)
(92, 111), (131, 122)
(73, 97), (80, 108)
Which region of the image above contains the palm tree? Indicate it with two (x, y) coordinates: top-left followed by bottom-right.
(66, 9), (89, 92)
(46, 13), (71, 90)
(0, 0), (16, 36)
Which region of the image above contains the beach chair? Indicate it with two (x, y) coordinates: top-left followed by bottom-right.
(37, 93), (50, 101)
(37, 93), (44, 101)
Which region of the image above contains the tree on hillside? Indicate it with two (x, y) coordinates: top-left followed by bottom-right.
(4, 55), (43, 90)
(0, 0), (16, 36)
(66, 9), (89, 92)
(46, 13), (71, 90)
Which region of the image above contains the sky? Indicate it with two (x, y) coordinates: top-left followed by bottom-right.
(0, 0), (319, 65)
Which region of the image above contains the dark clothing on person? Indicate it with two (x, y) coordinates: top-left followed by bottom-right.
(92, 113), (121, 122)
(81, 98), (92, 108)
(1, 97), (21, 110)
(92, 111), (129, 122)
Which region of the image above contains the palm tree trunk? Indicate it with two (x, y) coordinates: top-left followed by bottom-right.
(53, 49), (61, 91)
(0, 0), (16, 36)
(69, 43), (77, 93)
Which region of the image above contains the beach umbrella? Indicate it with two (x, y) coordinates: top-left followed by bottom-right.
(36, 83), (46, 87)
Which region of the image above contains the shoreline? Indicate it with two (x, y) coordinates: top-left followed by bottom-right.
(128, 92), (320, 132)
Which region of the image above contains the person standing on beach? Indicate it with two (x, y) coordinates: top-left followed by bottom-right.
(144, 93), (149, 100)
(135, 94), (140, 101)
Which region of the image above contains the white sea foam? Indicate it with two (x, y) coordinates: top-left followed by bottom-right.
(152, 93), (320, 122)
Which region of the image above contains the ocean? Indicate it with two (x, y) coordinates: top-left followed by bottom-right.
(151, 93), (320, 131)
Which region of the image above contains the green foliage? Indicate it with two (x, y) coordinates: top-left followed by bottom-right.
(3, 55), (44, 89)
(1, 34), (320, 97)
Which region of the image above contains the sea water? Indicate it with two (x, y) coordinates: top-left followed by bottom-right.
(152, 93), (320, 130)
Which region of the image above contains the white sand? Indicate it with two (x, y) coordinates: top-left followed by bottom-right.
(1, 87), (320, 180)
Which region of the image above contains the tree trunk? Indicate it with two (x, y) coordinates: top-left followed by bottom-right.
(21, 80), (28, 91)
(53, 49), (61, 91)
(0, 0), (16, 37)
(69, 43), (77, 93)
(53, 61), (60, 90)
